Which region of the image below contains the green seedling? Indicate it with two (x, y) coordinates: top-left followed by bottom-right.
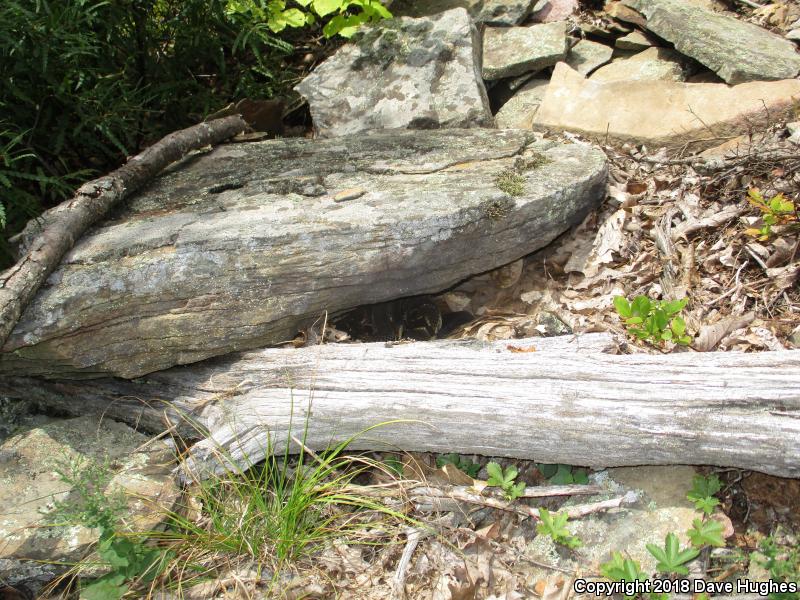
(485, 462), (525, 501)
(537, 463), (589, 485)
(600, 552), (649, 600)
(755, 535), (800, 600)
(613, 295), (692, 346)
(437, 453), (481, 478)
(687, 474), (722, 516)
(687, 518), (725, 548)
(745, 188), (797, 241)
(536, 508), (582, 550)
(646, 532), (700, 576)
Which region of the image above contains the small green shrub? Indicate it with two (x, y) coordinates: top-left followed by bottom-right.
(536, 463), (589, 485)
(227, 0), (392, 38)
(599, 551), (649, 600)
(646, 532), (699, 576)
(50, 455), (172, 600)
(485, 461), (524, 501)
(756, 535), (800, 600)
(745, 188), (797, 241)
(536, 508), (582, 550)
(613, 295), (692, 346)
(686, 474), (722, 516)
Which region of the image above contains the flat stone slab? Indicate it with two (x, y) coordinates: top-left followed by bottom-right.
(391, 0), (537, 25)
(530, 0), (579, 22)
(590, 47), (688, 82)
(482, 22), (569, 80)
(624, 0), (800, 83)
(565, 39), (614, 76)
(0, 415), (179, 593)
(615, 29), (658, 50)
(1, 129), (607, 378)
(295, 9), (492, 137)
(495, 78), (550, 128)
(533, 62), (800, 150)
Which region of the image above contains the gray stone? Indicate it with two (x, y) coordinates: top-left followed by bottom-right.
(295, 9), (492, 137)
(530, 0), (579, 22)
(624, 0), (800, 83)
(0, 415), (179, 593)
(590, 47), (688, 82)
(390, 0), (537, 25)
(788, 325), (800, 346)
(482, 22), (569, 80)
(495, 78), (549, 128)
(0, 129), (607, 378)
(565, 39), (614, 75)
(524, 467), (702, 579)
(615, 29), (658, 50)
(788, 29), (800, 42)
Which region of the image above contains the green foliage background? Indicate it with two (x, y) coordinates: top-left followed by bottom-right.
(0, 0), (386, 267)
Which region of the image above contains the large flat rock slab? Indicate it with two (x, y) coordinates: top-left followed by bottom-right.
(0, 129), (607, 379)
(295, 8), (492, 137)
(482, 22), (569, 80)
(533, 62), (800, 150)
(0, 415), (178, 593)
(624, 0), (800, 83)
(590, 47), (689, 82)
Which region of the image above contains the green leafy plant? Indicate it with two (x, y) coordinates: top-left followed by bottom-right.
(745, 188), (797, 241)
(50, 455), (172, 600)
(437, 453), (481, 478)
(646, 532), (700, 576)
(686, 474), (722, 516)
(226, 0), (392, 39)
(687, 518), (725, 548)
(536, 463), (589, 485)
(600, 551), (649, 600)
(536, 508), (582, 550)
(755, 535), (800, 600)
(485, 461), (525, 501)
(613, 295), (692, 346)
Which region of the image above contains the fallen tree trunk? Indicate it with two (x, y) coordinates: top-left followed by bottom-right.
(0, 115), (247, 350)
(3, 333), (799, 479)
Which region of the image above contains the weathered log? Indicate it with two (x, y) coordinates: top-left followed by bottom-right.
(0, 116), (248, 351)
(3, 333), (798, 479)
(0, 129), (607, 379)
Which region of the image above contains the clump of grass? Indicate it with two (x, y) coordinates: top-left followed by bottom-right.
(495, 170), (526, 197)
(47, 417), (414, 597)
(155, 423), (414, 592)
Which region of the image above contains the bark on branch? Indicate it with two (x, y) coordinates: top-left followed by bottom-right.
(0, 115), (247, 348)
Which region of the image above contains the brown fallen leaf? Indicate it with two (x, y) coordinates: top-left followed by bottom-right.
(694, 312), (755, 352)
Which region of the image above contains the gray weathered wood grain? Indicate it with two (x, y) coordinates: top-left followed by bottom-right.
(3, 333), (797, 478)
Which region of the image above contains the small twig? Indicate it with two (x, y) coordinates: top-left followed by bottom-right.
(391, 528), (424, 600)
(744, 245), (769, 271)
(409, 485), (630, 520)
